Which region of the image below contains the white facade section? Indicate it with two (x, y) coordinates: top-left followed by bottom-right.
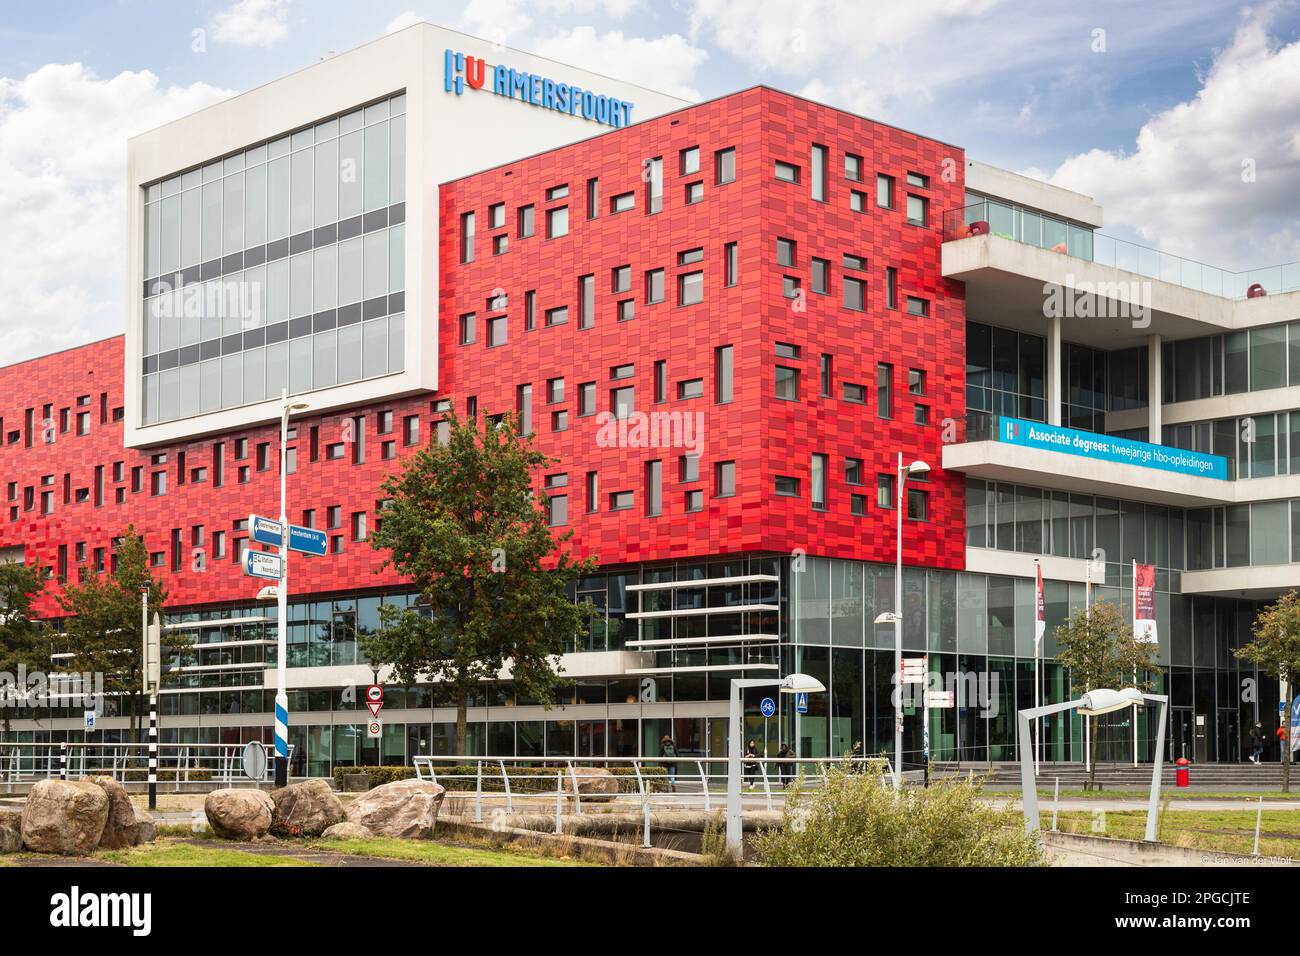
(966, 160), (1103, 227)
(124, 22), (689, 447)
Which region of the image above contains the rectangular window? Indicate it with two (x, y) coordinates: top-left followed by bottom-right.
(611, 363), (635, 380)
(404, 415), (419, 446)
(886, 267), (898, 309)
(843, 382), (866, 404)
(579, 382), (596, 416)
(906, 295), (930, 317)
(459, 211), (475, 263)
(715, 460), (736, 497)
(677, 378), (704, 400)
(547, 184), (569, 201)
(551, 409), (568, 431)
(774, 476), (799, 497)
(843, 277), (866, 311)
(914, 403), (930, 425)
(681, 146), (700, 175)
(646, 157), (663, 215)
(685, 181), (703, 204)
(610, 491), (634, 511)
(547, 494), (568, 527)
(487, 315), (507, 347)
(517, 383), (533, 435)
(645, 269), (664, 304)
(459, 312), (476, 345)
(820, 354), (833, 397)
(775, 365), (800, 401)
(586, 471), (598, 512)
(811, 144), (827, 202)
(775, 161), (799, 183)
(586, 177), (599, 220)
(715, 147), (736, 185)
(783, 276), (801, 299)
(686, 489), (703, 512)
(851, 494), (867, 516)
(618, 299), (634, 322)
(715, 345), (733, 403)
(906, 171), (929, 188)
(547, 206), (568, 238)
(850, 190), (866, 213)
(493, 234), (508, 255)
(877, 363), (893, 419)
(525, 290), (536, 330)
(877, 174), (894, 209)
(877, 473), (895, 509)
(907, 487), (929, 521)
(845, 458), (864, 485)
(545, 306), (568, 327)
(611, 191), (635, 214)
(678, 247), (704, 265)
(678, 270), (703, 306)
(906, 194), (928, 227)
(547, 377), (565, 404)
(612, 386), (635, 420)
(654, 361), (667, 403)
(724, 242), (738, 286)
(908, 368), (926, 394)
(579, 274), (595, 329)
(811, 453), (827, 510)
(517, 204), (535, 238)
(488, 202), (505, 229)
(680, 454), (700, 482)
(845, 153), (863, 181)
(812, 257), (829, 294)
(645, 460), (662, 516)
(612, 265), (631, 293)
(777, 237), (796, 267)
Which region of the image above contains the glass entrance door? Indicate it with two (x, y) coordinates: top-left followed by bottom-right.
(1171, 707), (1194, 761)
(1216, 709), (1240, 762)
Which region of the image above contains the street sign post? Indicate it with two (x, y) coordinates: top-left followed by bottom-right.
(367, 719), (382, 740)
(243, 550), (283, 580)
(366, 684), (385, 718)
(84, 709), (96, 733)
(250, 514), (283, 548)
(795, 692), (808, 715)
(288, 524), (328, 557)
(926, 690), (955, 708)
(242, 741), (267, 781)
(760, 697), (776, 719)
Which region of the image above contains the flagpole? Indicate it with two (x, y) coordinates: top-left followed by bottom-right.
(1132, 560), (1139, 769)
(1034, 560), (1040, 776)
(1084, 559), (1091, 774)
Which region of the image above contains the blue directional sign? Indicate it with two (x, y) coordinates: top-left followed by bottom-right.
(760, 697), (776, 719)
(250, 514), (283, 548)
(795, 692), (808, 715)
(243, 549), (283, 580)
(287, 524), (328, 557)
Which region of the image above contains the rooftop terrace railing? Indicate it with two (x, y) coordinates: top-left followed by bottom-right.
(944, 199), (1300, 299)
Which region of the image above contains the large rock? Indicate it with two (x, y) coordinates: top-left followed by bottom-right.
(135, 813), (158, 845)
(0, 809), (22, 853)
(87, 776), (146, 849)
(563, 766), (620, 802)
(204, 788), (275, 841)
(270, 779), (344, 836)
(21, 779), (109, 855)
(344, 779), (445, 839)
(321, 821), (374, 841)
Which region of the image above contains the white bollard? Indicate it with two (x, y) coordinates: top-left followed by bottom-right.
(1253, 795), (1263, 857)
(1052, 777), (1060, 832)
(642, 799), (651, 849)
(555, 772), (563, 835)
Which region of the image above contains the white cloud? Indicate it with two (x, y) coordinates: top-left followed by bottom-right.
(0, 64), (232, 365)
(1043, 5), (1300, 271)
(385, 10), (425, 34)
(530, 27), (707, 100)
(457, 0), (643, 47)
(211, 0), (292, 49)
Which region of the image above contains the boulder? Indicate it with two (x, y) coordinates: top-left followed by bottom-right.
(204, 788), (275, 841)
(135, 813), (158, 845)
(345, 779), (445, 839)
(0, 809), (22, 853)
(21, 779), (109, 855)
(87, 776), (146, 849)
(321, 821), (375, 841)
(564, 766), (620, 802)
(270, 779), (344, 836)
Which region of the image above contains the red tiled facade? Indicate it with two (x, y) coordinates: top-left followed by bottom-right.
(0, 86), (966, 620)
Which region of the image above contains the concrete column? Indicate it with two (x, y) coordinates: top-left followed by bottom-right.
(1047, 314), (1062, 426)
(1147, 333), (1162, 443)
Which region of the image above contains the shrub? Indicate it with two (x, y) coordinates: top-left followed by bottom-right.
(752, 763), (1046, 867)
(122, 769), (213, 782)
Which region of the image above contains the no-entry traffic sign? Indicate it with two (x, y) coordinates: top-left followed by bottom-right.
(366, 684), (384, 718)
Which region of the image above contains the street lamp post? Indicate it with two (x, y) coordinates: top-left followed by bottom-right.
(874, 453), (929, 792)
(726, 672), (826, 861)
(274, 389), (309, 788)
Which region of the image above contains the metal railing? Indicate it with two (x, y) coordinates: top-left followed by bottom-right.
(0, 741), (292, 789)
(409, 754), (896, 823)
(944, 199), (1300, 299)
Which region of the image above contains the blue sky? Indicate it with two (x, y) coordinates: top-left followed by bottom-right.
(1, 0), (1299, 362)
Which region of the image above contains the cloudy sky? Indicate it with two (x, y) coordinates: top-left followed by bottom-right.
(2, 0), (1299, 364)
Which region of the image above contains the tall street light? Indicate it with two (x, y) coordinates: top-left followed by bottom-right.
(274, 389), (309, 787)
(874, 452), (929, 792)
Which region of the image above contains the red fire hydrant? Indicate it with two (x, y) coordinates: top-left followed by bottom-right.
(1175, 757), (1190, 788)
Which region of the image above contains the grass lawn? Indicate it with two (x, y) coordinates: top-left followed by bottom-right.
(309, 835), (593, 867)
(96, 841), (320, 867)
(1054, 808), (1300, 858)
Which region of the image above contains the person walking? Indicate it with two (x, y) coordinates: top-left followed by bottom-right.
(1250, 721), (1265, 764)
(776, 742), (794, 788)
(660, 734), (677, 793)
(743, 740), (759, 790)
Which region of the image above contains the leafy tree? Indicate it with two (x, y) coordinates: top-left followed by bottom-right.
(56, 526), (178, 737)
(1054, 600), (1161, 789)
(1236, 590), (1300, 793)
(364, 412), (595, 754)
(752, 762), (1046, 866)
(0, 561), (52, 731)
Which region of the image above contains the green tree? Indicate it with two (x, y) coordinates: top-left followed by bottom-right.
(1236, 590), (1300, 793)
(364, 412), (595, 754)
(1054, 600), (1161, 789)
(56, 526), (177, 737)
(0, 561), (52, 731)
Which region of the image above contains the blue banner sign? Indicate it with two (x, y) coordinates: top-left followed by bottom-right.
(249, 514), (283, 548)
(996, 417), (1228, 480)
(243, 550), (283, 581)
(287, 524), (328, 557)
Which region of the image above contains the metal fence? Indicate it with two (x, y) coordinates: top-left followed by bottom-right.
(0, 741), (292, 789)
